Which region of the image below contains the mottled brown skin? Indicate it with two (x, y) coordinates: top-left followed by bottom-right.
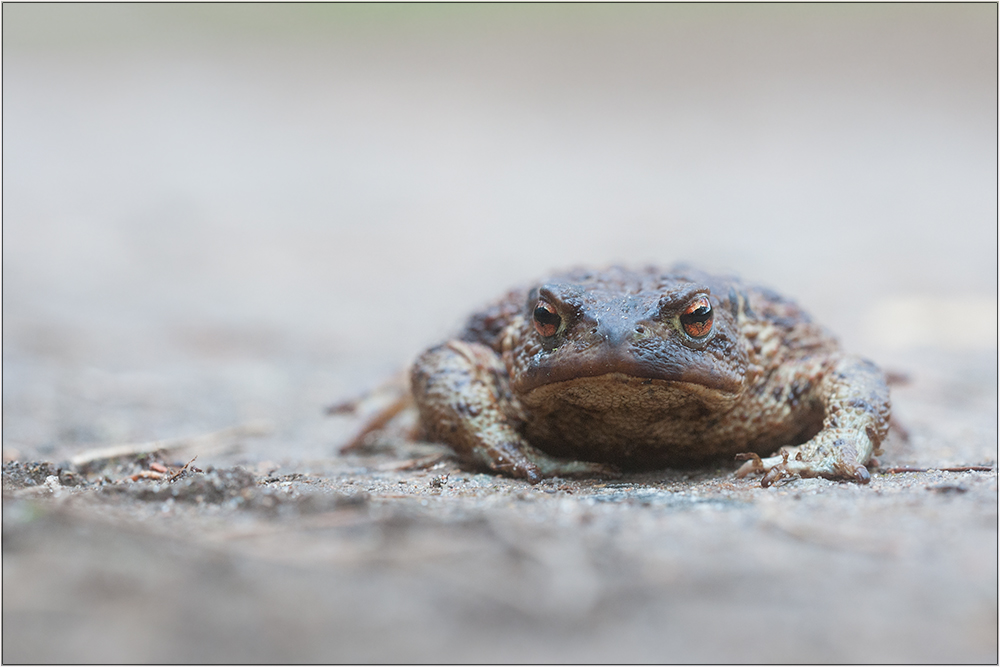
(410, 266), (890, 486)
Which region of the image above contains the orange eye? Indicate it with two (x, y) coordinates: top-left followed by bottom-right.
(532, 300), (561, 337)
(680, 296), (713, 338)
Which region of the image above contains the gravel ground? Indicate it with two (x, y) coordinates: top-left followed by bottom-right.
(3, 5), (997, 663)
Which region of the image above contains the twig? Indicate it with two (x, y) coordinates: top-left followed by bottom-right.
(884, 369), (912, 386)
(325, 372), (410, 416)
(881, 465), (995, 474)
(377, 453), (451, 472)
(128, 470), (165, 482)
(339, 394), (412, 453)
(69, 421), (273, 469)
(168, 456), (200, 482)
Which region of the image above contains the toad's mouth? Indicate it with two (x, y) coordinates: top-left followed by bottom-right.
(512, 346), (744, 396)
(517, 372), (741, 414)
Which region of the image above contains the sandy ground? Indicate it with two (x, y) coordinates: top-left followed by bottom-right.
(3, 5), (997, 663)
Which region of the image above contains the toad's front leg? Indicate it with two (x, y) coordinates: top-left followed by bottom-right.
(411, 340), (616, 483)
(737, 356), (891, 486)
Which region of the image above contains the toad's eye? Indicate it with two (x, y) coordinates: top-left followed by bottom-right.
(532, 301), (561, 337)
(680, 296), (713, 338)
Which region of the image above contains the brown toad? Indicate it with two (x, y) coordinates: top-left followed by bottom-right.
(409, 265), (890, 487)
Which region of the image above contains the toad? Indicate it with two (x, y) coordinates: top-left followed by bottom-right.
(408, 265), (890, 487)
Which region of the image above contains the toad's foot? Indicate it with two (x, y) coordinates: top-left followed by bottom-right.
(471, 440), (619, 483)
(412, 340), (618, 483)
(738, 355), (889, 487)
(736, 428), (875, 487)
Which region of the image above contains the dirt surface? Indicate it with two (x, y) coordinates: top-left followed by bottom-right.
(3, 5), (997, 664)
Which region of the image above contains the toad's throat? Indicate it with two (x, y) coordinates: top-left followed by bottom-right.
(513, 346), (742, 396)
(518, 373), (743, 425)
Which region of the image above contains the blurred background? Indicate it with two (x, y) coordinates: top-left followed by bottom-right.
(3, 5), (997, 663)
